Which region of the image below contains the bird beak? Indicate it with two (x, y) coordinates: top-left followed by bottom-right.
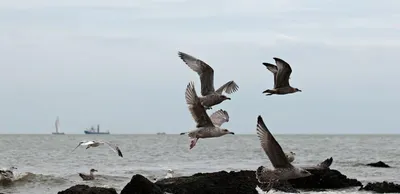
(226, 97), (231, 100)
(298, 89), (302, 92)
(229, 132), (235, 135)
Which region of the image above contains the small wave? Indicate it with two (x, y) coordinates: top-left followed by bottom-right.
(0, 172), (69, 187)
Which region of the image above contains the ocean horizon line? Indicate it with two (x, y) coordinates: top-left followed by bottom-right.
(1, 133), (400, 135)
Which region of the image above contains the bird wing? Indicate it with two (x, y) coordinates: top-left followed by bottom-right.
(102, 141), (123, 157)
(273, 57), (293, 88)
(71, 141), (94, 152)
(178, 51), (215, 96)
(262, 62), (278, 88)
(215, 80), (239, 95)
(185, 81), (214, 128)
(256, 115), (292, 169)
(209, 109), (229, 127)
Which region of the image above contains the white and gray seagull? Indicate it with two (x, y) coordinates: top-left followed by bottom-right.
(180, 81), (235, 149)
(79, 168), (98, 181)
(262, 57), (301, 96)
(178, 51), (239, 109)
(255, 115), (311, 192)
(72, 140), (123, 157)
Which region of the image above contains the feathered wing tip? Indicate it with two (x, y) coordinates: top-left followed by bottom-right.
(185, 81), (198, 105)
(78, 173), (84, 178)
(179, 132), (186, 135)
(255, 166), (269, 183)
(117, 148), (123, 158)
(319, 157), (333, 169)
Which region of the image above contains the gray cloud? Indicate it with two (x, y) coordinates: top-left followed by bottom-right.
(0, 0), (399, 134)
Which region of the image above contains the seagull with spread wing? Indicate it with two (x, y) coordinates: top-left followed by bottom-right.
(262, 57), (301, 96)
(178, 51), (239, 109)
(180, 81), (235, 149)
(72, 140), (123, 157)
(255, 115), (311, 192)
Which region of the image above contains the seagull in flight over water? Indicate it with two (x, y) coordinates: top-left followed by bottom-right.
(178, 51), (239, 109)
(72, 140), (123, 157)
(255, 115), (311, 192)
(180, 81), (235, 149)
(262, 57), (302, 96)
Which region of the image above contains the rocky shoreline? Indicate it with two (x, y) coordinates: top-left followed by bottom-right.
(57, 159), (399, 194)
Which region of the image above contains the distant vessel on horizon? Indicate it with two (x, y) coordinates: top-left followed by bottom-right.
(156, 132), (166, 135)
(84, 124), (110, 135)
(52, 116), (65, 135)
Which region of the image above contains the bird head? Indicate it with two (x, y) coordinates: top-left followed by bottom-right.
(220, 95), (231, 100)
(90, 169), (98, 172)
(221, 129), (235, 135)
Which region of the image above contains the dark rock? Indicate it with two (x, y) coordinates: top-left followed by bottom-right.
(154, 167), (361, 193)
(121, 174), (163, 194)
(118, 157), (361, 194)
(366, 161), (390, 168)
(156, 170), (258, 194)
(360, 181), (400, 193)
(58, 184), (117, 194)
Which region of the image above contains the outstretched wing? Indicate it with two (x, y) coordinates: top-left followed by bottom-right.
(209, 109), (229, 127)
(178, 51), (215, 96)
(215, 81), (239, 95)
(262, 62), (278, 88)
(274, 57), (293, 88)
(185, 81), (214, 128)
(71, 141), (93, 152)
(256, 115), (292, 169)
(103, 141), (123, 158)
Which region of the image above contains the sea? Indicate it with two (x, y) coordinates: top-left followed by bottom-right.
(1, 134), (399, 194)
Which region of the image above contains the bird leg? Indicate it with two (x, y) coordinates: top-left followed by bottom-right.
(262, 89), (275, 96)
(189, 138), (199, 149)
(86, 145), (91, 149)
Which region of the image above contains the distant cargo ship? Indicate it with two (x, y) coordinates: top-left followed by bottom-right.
(52, 116), (65, 135)
(84, 124), (110, 135)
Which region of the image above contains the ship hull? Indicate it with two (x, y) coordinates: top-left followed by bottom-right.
(84, 130), (110, 134)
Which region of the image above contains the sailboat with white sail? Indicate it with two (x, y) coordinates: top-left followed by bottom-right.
(52, 116), (65, 135)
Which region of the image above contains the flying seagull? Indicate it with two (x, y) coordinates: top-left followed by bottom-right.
(72, 140), (123, 157)
(255, 115), (311, 192)
(180, 81), (235, 149)
(262, 57), (301, 96)
(79, 169), (97, 180)
(178, 51), (239, 109)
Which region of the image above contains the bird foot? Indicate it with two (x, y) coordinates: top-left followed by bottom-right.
(189, 138), (198, 149)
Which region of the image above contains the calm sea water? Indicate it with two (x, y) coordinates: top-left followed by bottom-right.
(0, 134), (399, 194)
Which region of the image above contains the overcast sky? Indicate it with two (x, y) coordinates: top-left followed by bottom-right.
(0, 0), (399, 134)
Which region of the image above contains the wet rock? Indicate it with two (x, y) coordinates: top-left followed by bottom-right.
(121, 174), (163, 194)
(120, 157), (361, 194)
(366, 161), (390, 168)
(153, 159), (361, 193)
(58, 184), (117, 194)
(156, 170), (258, 194)
(360, 181), (400, 193)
